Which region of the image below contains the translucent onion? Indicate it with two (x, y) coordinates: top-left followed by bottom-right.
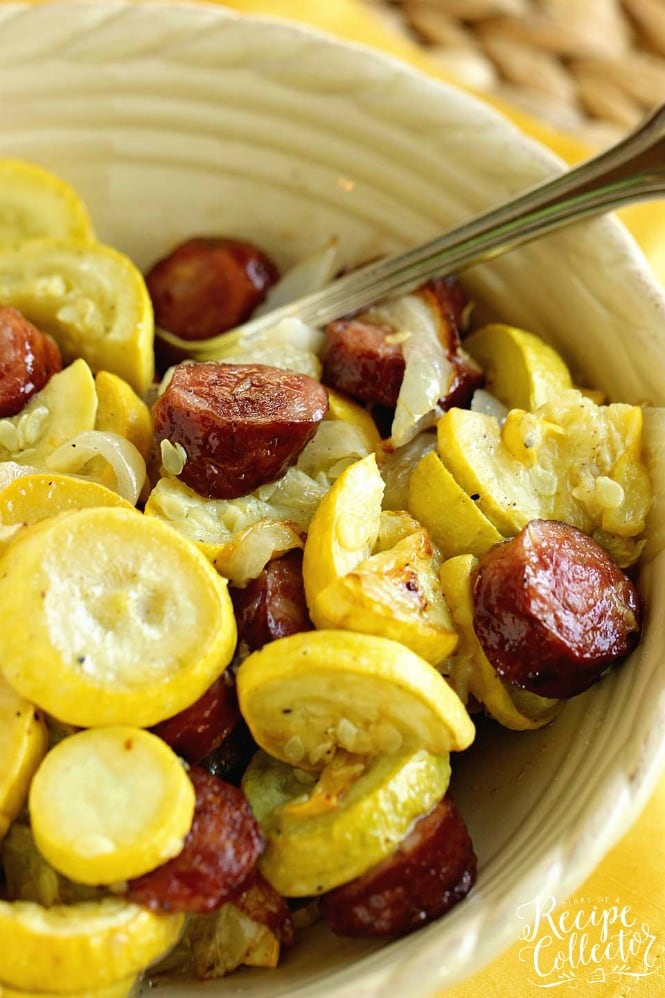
(45, 430), (146, 505)
(252, 468), (329, 528)
(212, 341), (322, 379)
(296, 420), (373, 481)
(470, 388), (509, 422)
(0, 460), (41, 492)
(146, 470), (327, 548)
(214, 520), (304, 587)
(379, 431), (437, 511)
(369, 295), (455, 448)
(253, 239), (341, 316)
(202, 315), (324, 367)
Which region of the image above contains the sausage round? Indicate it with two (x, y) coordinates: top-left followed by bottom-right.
(323, 318), (405, 409)
(320, 795), (476, 937)
(152, 362), (329, 499)
(145, 236), (280, 341)
(151, 674), (240, 764)
(201, 720), (258, 787)
(427, 275), (471, 336)
(125, 766), (263, 914)
(322, 276), (481, 413)
(443, 354), (485, 411)
(472, 518), (642, 699)
(0, 306), (62, 418)
(230, 549), (313, 651)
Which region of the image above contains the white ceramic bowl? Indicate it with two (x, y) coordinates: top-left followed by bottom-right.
(1, 2), (664, 995)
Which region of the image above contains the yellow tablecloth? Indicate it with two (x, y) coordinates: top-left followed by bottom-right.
(216, 4), (665, 997)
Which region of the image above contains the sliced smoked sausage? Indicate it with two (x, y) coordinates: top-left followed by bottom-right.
(0, 306), (62, 418)
(321, 795), (476, 937)
(230, 549), (313, 651)
(417, 278), (483, 410)
(322, 318), (405, 409)
(145, 236), (280, 341)
(125, 766), (263, 914)
(427, 275), (471, 335)
(201, 720), (258, 788)
(322, 276), (481, 412)
(472, 518), (642, 700)
(152, 362), (329, 499)
(151, 675), (240, 764)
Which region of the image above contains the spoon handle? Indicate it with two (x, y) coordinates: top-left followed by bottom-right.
(161, 103), (665, 350)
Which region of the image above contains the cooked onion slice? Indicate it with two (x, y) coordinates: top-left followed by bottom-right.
(45, 429), (146, 505)
(254, 239), (340, 316)
(369, 295), (455, 448)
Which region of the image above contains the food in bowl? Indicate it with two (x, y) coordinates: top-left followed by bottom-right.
(0, 150), (659, 995)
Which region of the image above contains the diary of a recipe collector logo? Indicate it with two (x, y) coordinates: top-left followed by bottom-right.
(516, 894), (660, 989)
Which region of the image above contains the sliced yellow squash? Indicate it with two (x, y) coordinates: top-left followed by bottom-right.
(463, 323), (573, 411)
(303, 451), (457, 660)
(0, 473), (133, 527)
(236, 629), (474, 770)
(0, 898), (183, 992)
(373, 508), (422, 551)
(407, 448), (503, 559)
(29, 727), (195, 886)
(0, 159), (94, 246)
(0, 359), (97, 466)
(312, 526), (458, 664)
(94, 371), (153, 462)
(0, 239), (154, 395)
(439, 554), (562, 730)
(0, 507), (237, 728)
(324, 387), (380, 452)
(0, 674), (47, 841)
(242, 747), (450, 896)
(0, 523), (22, 558)
(302, 452), (383, 611)
(436, 391), (651, 565)
(436, 407), (536, 536)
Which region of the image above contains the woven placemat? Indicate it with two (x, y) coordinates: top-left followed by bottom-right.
(366, 0), (665, 147)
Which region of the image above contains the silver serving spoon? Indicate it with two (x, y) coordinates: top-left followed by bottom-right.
(157, 103), (665, 353)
